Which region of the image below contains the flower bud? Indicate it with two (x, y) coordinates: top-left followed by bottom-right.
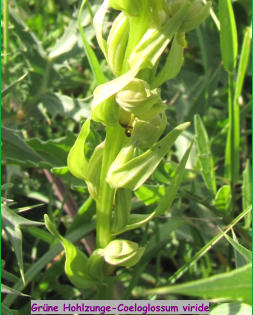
(109, 0), (141, 16)
(104, 239), (145, 267)
(115, 78), (166, 120)
(107, 12), (129, 76)
(131, 113), (167, 149)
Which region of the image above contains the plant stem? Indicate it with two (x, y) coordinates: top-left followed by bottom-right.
(96, 124), (125, 248)
(4, 0), (10, 107)
(4, 0), (9, 74)
(225, 72), (239, 204)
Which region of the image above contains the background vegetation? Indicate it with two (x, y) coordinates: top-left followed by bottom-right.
(1, 0), (252, 314)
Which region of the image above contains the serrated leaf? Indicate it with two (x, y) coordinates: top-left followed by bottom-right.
(107, 122), (190, 190)
(194, 114), (216, 195)
(145, 263), (252, 305)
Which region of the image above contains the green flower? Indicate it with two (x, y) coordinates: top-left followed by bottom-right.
(104, 239), (145, 267)
(115, 78), (166, 120)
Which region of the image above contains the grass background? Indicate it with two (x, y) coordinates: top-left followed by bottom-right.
(1, 0), (252, 314)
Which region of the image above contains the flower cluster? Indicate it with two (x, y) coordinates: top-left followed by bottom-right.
(46, 0), (210, 289)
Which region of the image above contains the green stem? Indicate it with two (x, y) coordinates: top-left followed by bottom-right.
(96, 124), (125, 248)
(4, 0), (9, 71)
(225, 72), (239, 205)
(4, 0), (10, 107)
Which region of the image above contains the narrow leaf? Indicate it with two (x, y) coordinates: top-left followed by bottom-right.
(242, 160), (252, 228)
(222, 230), (252, 265)
(107, 122), (190, 190)
(1, 72), (28, 98)
(145, 263), (252, 305)
(219, 0), (238, 72)
(1, 284), (29, 297)
(234, 27), (251, 103)
(155, 142), (193, 216)
(194, 114), (217, 195)
(78, 0), (107, 84)
(93, 0), (109, 58)
(112, 211), (156, 236)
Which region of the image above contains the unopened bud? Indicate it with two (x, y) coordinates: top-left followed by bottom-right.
(104, 239), (145, 267)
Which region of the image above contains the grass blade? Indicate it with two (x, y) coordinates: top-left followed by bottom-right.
(155, 142), (193, 215)
(234, 26), (252, 104)
(3, 221), (95, 307)
(78, 0), (107, 85)
(219, 0), (238, 72)
(144, 263), (252, 305)
(194, 115), (217, 196)
(165, 206), (251, 285)
(242, 160), (252, 228)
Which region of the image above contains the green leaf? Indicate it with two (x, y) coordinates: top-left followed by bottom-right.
(155, 142), (193, 216)
(27, 131), (76, 167)
(145, 263), (252, 305)
(112, 211), (156, 236)
(135, 185), (166, 206)
(166, 207), (251, 285)
(210, 303), (252, 315)
(3, 220), (95, 307)
(1, 284), (29, 297)
(242, 160), (252, 229)
(93, 0), (109, 58)
(1, 73), (28, 98)
(214, 185), (231, 211)
(222, 231), (252, 266)
(112, 188), (132, 234)
(2, 203), (43, 284)
(1, 127), (44, 167)
(234, 27), (251, 105)
(67, 119), (90, 180)
(44, 214), (94, 289)
(107, 122), (190, 190)
(194, 114), (217, 195)
(39, 93), (91, 122)
(78, 0), (107, 84)
(219, 0), (238, 72)
(151, 35), (184, 88)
